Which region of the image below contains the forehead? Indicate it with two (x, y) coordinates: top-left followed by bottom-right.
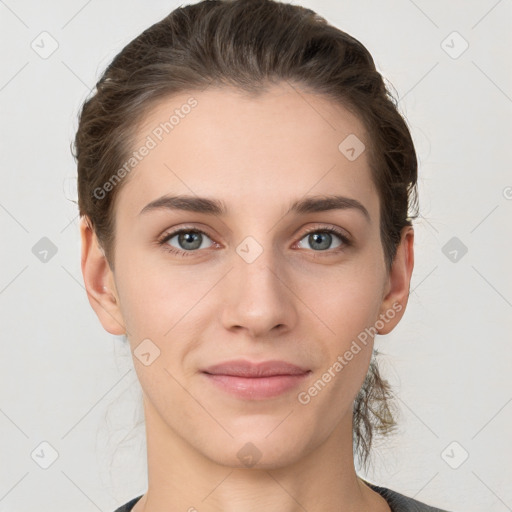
(116, 82), (378, 220)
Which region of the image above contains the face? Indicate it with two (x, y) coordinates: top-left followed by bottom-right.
(81, 82), (413, 469)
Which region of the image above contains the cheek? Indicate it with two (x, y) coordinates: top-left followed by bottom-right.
(298, 285), (379, 433)
(303, 262), (384, 398)
(304, 260), (384, 339)
(114, 250), (192, 337)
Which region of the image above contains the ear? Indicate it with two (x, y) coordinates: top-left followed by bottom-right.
(376, 225), (414, 335)
(79, 216), (126, 335)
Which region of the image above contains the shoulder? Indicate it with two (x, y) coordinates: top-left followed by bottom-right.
(364, 481), (452, 512)
(112, 495), (143, 512)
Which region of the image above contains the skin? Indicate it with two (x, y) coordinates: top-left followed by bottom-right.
(80, 82), (414, 512)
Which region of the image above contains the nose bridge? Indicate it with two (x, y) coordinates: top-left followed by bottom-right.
(220, 233), (297, 336)
(236, 236), (281, 291)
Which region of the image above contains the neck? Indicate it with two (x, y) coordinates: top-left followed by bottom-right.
(132, 396), (390, 512)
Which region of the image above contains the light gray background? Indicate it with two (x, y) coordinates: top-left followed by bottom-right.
(1, 1), (511, 511)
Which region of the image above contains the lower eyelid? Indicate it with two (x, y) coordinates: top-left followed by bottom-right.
(159, 227), (350, 253)
(296, 230), (349, 249)
(161, 230), (215, 248)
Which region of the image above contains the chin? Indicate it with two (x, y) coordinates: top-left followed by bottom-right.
(197, 427), (311, 470)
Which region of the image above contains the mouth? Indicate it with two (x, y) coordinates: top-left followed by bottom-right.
(200, 359), (312, 400)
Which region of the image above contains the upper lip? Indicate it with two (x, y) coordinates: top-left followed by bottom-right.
(202, 359), (310, 377)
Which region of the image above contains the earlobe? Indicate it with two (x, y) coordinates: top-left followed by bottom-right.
(79, 216), (126, 335)
(376, 226), (415, 335)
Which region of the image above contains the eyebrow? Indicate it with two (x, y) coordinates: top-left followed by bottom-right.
(139, 194), (370, 222)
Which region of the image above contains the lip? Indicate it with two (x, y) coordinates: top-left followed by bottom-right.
(201, 359), (311, 400)
(202, 359), (310, 377)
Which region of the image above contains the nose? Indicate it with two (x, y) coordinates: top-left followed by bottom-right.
(220, 242), (298, 339)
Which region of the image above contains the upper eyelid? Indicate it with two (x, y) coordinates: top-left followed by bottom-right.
(159, 226), (214, 244)
(159, 224), (350, 246)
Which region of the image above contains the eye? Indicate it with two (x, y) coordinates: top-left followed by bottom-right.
(157, 225), (351, 258)
(296, 227), (351, 252)
(158, 228), (215, 257)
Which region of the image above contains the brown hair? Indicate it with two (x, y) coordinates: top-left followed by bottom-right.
(74, 0), (418, 470)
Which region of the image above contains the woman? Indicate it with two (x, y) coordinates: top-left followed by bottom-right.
(75, 0), (450, 510)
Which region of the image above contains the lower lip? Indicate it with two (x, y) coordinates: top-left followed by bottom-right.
(202, 372), (311, 400)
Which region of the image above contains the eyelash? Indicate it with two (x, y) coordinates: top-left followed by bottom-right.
(157, 225), (352, 258)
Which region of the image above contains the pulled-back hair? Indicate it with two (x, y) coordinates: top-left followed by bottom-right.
(74, 0), (418, 470)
